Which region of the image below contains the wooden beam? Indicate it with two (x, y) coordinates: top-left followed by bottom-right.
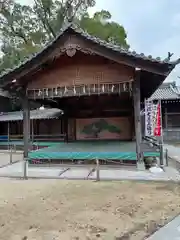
(133, 68), (143, 163)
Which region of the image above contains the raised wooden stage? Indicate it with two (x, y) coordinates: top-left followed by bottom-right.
(28, 140), (160, 165)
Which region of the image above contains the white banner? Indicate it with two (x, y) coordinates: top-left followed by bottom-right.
(144, 99), (154, 136)
(144, 99), (161, 137)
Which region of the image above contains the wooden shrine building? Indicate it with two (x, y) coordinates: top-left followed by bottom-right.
(149, 81), (180, 141)
(0, 22), (179, 162)
(150, 81), (180, 129)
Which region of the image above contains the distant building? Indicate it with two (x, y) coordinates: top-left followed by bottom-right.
(150, 81), (180, 129)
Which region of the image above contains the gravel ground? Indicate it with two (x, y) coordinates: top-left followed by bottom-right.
(0, 179), (180, 240)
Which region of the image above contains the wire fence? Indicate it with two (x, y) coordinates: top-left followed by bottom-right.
(28, 158), (137, 168)
(0, 132), (170, 180)
(0, 142), (173, 181)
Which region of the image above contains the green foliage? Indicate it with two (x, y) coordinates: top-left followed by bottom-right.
(80, 10), (129, 48)
(0, 0), (129, 74)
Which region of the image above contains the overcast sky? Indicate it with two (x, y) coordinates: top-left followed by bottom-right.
(18, 0), (180, 83)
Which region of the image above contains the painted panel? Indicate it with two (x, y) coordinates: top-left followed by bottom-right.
(76, 117), (131, 140)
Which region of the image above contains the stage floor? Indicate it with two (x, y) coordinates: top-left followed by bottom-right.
(28, 141), (160, 161)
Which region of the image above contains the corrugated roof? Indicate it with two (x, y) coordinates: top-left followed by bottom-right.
(0, 108), (62, 122)
(0, 22), (179, 82)
(149, 82), (180, 100)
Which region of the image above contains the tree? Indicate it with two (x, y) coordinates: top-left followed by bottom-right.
(80, 10), (129, 49)
(0, 0), (96, 72)
(33, 0), (96, 38)
(0, 0), (129, 74)
(0, 1), (46, 70)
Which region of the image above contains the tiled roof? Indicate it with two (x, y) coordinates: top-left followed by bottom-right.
(0, 108), (62, 122)
(150, 82), (180, 100)
(67, 24), (175, 64)
(176, 86), (180, 94)
(0, 22), (179, 81)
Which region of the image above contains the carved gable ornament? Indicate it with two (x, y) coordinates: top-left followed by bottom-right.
(61, 43), (94, 57)
(65, 44), (77, 57)
(58, 36), (95, 57)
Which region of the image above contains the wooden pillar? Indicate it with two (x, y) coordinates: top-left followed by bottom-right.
(133, 68), (143, 163)
(63, 111), (68, 142)
(23, 95), (30, 158)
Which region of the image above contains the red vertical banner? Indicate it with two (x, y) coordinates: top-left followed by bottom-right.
(154, 102), (162, 136)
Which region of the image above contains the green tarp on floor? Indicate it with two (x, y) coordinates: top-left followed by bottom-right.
(28, 151), (160, 160)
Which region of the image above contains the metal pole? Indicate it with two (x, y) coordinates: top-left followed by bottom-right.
(165, 148), (168, 166)
(23, 158), (27, 179)
(96, 158), (100, 181)
(9, 145), (12, 164)
(7, 121), (10, 150)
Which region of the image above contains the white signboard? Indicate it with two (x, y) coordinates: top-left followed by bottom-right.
(145, 99), (154, 136)
(152, 103), (158, 132)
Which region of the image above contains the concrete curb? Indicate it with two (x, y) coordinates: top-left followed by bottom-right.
(147, 214), (180, 240)
(0, 175), (180, 183)
(168, 156), (180, 172)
